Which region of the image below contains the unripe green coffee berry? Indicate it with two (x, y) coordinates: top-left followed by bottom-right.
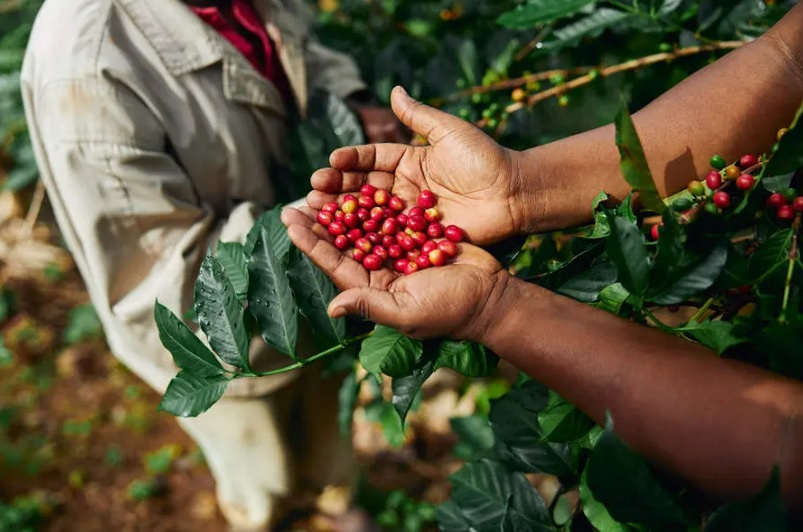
(659, 42), (673, 52)
(709, 155), (726, 170)
(487, 118), (499, 128)
(588, 69), (601, 80)
(558, 95), (570, 107)
(704, 202), (719, 214)
(687, 180), (705, 196)
(550, 73), (565, 85)
(673, 198), (693, 211)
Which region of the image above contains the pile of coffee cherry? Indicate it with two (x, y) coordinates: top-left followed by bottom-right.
(316, 186), (465, 275)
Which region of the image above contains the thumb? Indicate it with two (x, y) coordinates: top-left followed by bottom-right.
(328, 287), (402, 325)
(390, 86), (466, 144)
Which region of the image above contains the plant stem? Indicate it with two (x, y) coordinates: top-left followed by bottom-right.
(688, 297), (715, 325)
(643, 308), (673, 333)
(780, 215), (801, 324)
(241, 331), (374, 379)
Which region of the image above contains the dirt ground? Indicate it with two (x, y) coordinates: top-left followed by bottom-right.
(0, 189), (471, 531)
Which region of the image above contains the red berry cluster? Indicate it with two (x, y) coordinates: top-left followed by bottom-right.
(316, 186), (465, 275)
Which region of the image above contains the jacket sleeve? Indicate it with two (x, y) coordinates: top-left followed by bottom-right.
(22, 76), (296, 396)
(304, 39), (368, 99)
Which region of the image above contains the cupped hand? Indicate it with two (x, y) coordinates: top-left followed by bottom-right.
(307, 86), (527, 246)
(281, 207), (511, 341)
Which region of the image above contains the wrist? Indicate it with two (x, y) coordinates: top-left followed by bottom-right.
(510, 148), (548, 235)
(466, 271), (524, 345)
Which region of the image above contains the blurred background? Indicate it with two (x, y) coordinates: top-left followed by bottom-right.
(0, 0), (794, 530)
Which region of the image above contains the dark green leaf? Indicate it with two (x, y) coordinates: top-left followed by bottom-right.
(588, 191), (612, 239)
(154, 302), (223, 377)
(682, 320), (748, 355)
(337, 369), (359, 437)
(595, 283), (631, 315)
(363, 401), (406, 448)
(650, 240), (729, 305)
(614, 99), (665, 214)
(586, 414), (690, 527)
(287, 247), (345, 350)
(538, 392), (594, 443)
(159, 372), (229, 417)
(437, 500), (472, 532)
(556, 258), (617, 302)
(215, 242), (249, 301)
(245, 208), (292, 263)
(543, 9), (631, 52)
(456, 38), (479, 84)
(605, 214), (651, 299)
(706, 467), (788, 532)
(195, 255), (250, 368)
(497, 0), (595, 29)
(448, 460), (552, 531)
(392, 353), (436, 423)
(359, 326), (422, 378)
(763, 100), (803, 177)
(436, 340), (499, 377)
(750, 230), (793, 282)
(761, 172), (795, 193)
(450, 415), (495, 460)
(579, 469), (631, 532)
(247, 220), (298, 358)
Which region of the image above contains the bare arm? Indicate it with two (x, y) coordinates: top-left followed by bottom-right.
(479, 275), (803, 507)
(518, 3), (803, 232)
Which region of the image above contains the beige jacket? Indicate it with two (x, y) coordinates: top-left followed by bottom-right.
(21, 0), (366, 397)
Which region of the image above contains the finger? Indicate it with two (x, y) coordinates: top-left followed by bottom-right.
(328, 287), (404, 324)
(329, 144), (408, 172)
(390, 86), (469, 145)
(285, 223), (368, 290)
(451, 243), (504, 273)
(310, 168), (396, 196)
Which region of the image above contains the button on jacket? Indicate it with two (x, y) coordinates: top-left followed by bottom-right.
(21, 0), (367, 397)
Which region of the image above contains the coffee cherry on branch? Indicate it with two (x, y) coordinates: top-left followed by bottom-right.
(735, 174), (755, 191)
(777, 205), (796, 221)
(767, 193), (787, 208)
(650, 224), (662, 241)
(712, 191), (731, 209)
(705, 171), (722, 190)
(688, 180), (705, 196)
(725, 165), (741, 181)
(794, 197), (803, 212)
(739, 154), (758, 168)
(704, 202), (719, 214)
(709, 155), (726, 170)
(445, 225), (465, 242)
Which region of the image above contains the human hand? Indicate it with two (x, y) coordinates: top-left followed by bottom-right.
(310, 86), (528, 246)
(281, 206), (512, 341)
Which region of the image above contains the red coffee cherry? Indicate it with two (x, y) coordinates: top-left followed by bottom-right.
(427, 222), (444, 238)
(341, 198), (358, 214)
(370, 206), (385, 221)
(383, 207), (396, 219)
(397, 233), (416, 251)
(418, 189), (437, 209)
(373, 245), (389, 262)
(343, 213), (360, 229)
(396, 213), (409, 227)
(739, 154), (758, 168)
(317, 211), (333, 226)
(411, 231), (428, 247)
(382, 235), (396, 248)
(438, 240), (458, 257)
(650, 224), (661, 241)
(356, 208), (370, 222)
(735, 174), (755, 191)
(415, 254), (431, 269)
(322, 202), (338, 214)
(767, 193), (787, 208)
(363, 254), (383, 271)
(382, 218), (398, 235)
(343, 194), (358, 203)
(347, 229), (362, 242)
(424, 208), (441, 223)
(388, 244), (403, 259)
(407, 215), (427, 232)
(334, 235), (350, 250)
(374, 189), (390, 206)
(363, 219), (379, 232)
(705, 170), (722, 190)
(794, 196), (803, 212)
(725, 165), (741, 181)
(712, 191), (731, 209)
(428, 249), (446, 267)
(334, 210), (345, 222)
(393, 259), (408, 273)
(404, 261), (420, 276)
(366, 232), (382, 245)
(407, 249), (421, 262)
(360, 184), (376, 197)
(354, 238), (372, 254)
(408, 206), (425, 219)
(444, 225), (465, 242)
(358, 195), (375, 209)
(421, 240), (438, 255)
(352, 249), (366, 262)
(328, 221), (346, 236)
(389, 196), (405, 212)
(777, 205), (796, 221)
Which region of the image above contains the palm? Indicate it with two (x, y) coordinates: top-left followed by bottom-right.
(307, 87), (521, 246)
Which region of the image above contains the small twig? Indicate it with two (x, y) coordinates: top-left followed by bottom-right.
(688, 297), (715, 325)
(22, 180), (45, 239)
(779, 215), (800, 324)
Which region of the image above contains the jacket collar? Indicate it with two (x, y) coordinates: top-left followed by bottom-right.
(114, 0), (307, 115)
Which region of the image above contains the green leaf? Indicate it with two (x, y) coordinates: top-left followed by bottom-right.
(435, 340), (499, 378)
(682, 320), (748, 355)
(359, 326), (422, 378)
(586, 414), (690, 528)
(763, 100), (803, 178)
(456, 38), (479, 84)
(579, 468), (631, 532)
(761, 172), (794, 193)
(614, 99), (665, 214)
(245, 208), (292, 262)
(750, 230), (794, 282)
(63, 303), (104, 345)
(391, 353), (436, 423)
(247, 219), (298, 358)
(159, 371), (229, 417)
(538, 392), (594, 443)
(195, 255), (250, 368)
(215, 242), (249, 301)
(450, 415), (495, 460)
(650, 240), (729, 305)
(542, 8), (630, 51)
(437, 500), (472, 532)
(605, 214), (651, 299)
(556, 259), (617, 303)
(337, 369), (359, 437)
(3, 164), (38, 192)
(364, 401), (406, 448)
(706, 467), (787, 532)
(154, 302), (223, 378)
(448, 460), (553, 531)
(588, 191), (612, 239)
(286, 247), (345, 350)
(595, 283), (631, 314)
(497, 0), (595, 29)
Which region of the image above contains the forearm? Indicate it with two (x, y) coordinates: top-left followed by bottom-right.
(516, 3), (803, 233)
(479, 276), (803, 505)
